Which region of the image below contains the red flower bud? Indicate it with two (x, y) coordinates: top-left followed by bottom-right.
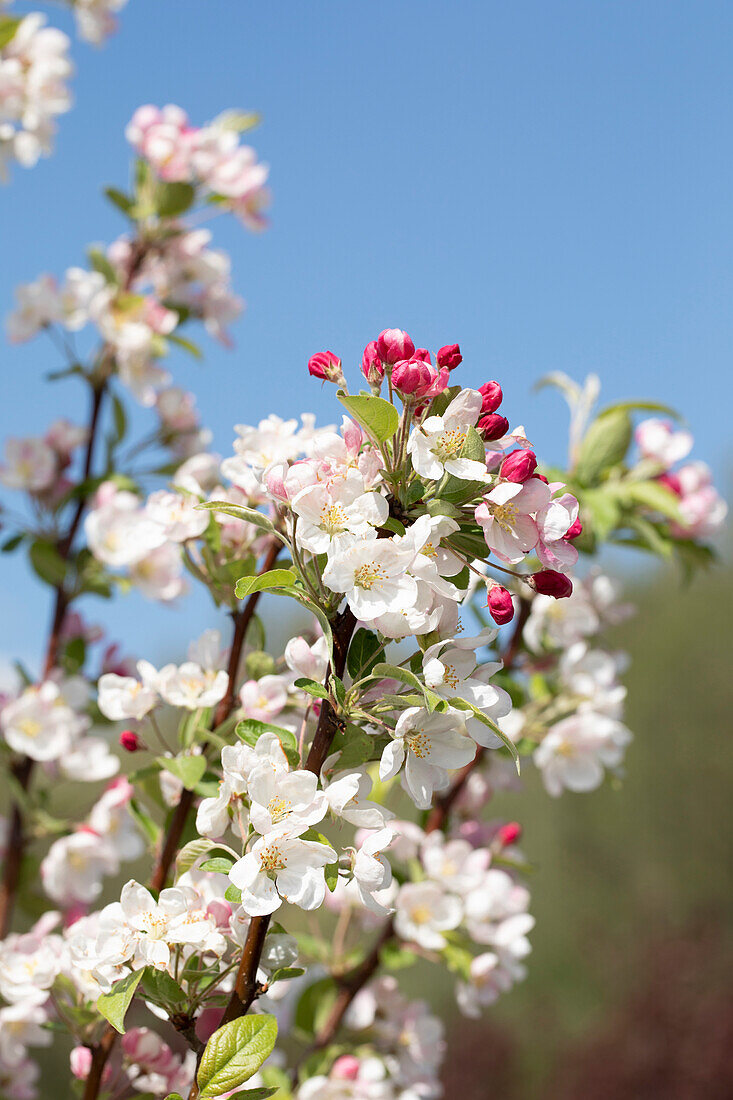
(529, 569), (573, 598)
(413, 347), (432, 363)
(361, 341), (384, 385)
(119, 729), (141, 752)
(308, 350), (343, 383)
(500, 449), (537, 483)
(658, 471), (682, 496)
(478, 413), (509, 441)
(497, 821), (522, 847)
(437, 343), (463, 371)
(376, 328), (415, 365)
(479, 380), (503, 413)
(486, 584), (515, 625)
(392, 358), (430, 395)
(563, 516), (583, 540)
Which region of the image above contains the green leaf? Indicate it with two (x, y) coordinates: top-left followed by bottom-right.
(245, 651), (276, 680)
(0, 16), (22, 49)
(598, 399), (681, 421)
(176, 838), (217, 878)
(28, 540), (67, 587)
(235, 569), (297, 600)
(87, 247), (120, 287)
(336, 391), (399, 443)
(111, 394), (127, 445)
(235, 719), (300, 767)
(622, 479), (682, 522)
(324, 860), (339, 892)
(293, 678), (329, 700)
(268, 966), (305, 983)
(347, 628), (383, 679)
(141, 968), (186, 1007)
(578, 487), (623, 542)
(574, 410), (632, 486)
(336, 728), (385, 770)
(1, 533), (25, 553)
(225, 883), (242, 903)
(96, 969), (143, 1034)
(369, 663), (442, 711)
(157, 754), (207, 791)
(167, 332), (203, 360)
(128, 798), (160, 845)
(197, 1014), (278, 1098)
(450, 697), (520, 771)
(155, 181), (196, 218)
(104, 186), (135, 217)
(226, 1090), (278, 1100)
(211, 109), (261, 133)
(200, 856), (235, 875)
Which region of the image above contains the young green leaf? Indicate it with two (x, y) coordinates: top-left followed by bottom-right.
(156, 754), (207, 791)
(293, 678), (329, 700)
(369, 663), (442, 711)
(336, 391), (399, 443)
(197, 1015), (278, 1098)
(96, 969), (143, 1034)
(197, 501), (277, 536)
(200, 856), (235, 875)
(574, 410), (632, 486)
(176, 837), (219, 878)
(347, 628), (383, 679)
(234, 569), (297, 600)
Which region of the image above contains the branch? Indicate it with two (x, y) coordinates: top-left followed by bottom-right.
(207, 604), (359, 1094)
(84, 539), (282, 1099)
(0, 381), (106, 939)
(297, 598), (532, 1068)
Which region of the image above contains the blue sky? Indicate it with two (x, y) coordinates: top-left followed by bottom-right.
(2, 0), (732, 671)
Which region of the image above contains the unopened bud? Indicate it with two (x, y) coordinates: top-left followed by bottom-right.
(479, 380), (502, 413)
(486, 584), (514, 625)
(70, 1046), (93, 1081)
(658, 471), (682, 496)
(529, 569), (573, 598)
(361, 340), (384, 384)
(331, 1055), (361, 1081)
(392, 357), (431, 395)
(497, 821), (522, 847)
(437, 343), (463, 371)
(308, 350), (343, 383)
(376, 328), (415, 366)
(478, 413), (509, 441)
(119, 729), (141, 752)
(500, 449), (537, 483)
(413, 347), (432, 363)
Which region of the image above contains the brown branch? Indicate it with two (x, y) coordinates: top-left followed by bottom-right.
(297, 597), (532, 1068)
(0, 381), (106, 940)
(85, 539), (282, 1099)
(205, 604), (359, 1095)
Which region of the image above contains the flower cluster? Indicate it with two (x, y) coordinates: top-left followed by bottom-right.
(0, 111), (726, 1100)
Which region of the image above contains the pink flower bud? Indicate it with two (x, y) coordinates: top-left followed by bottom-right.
(497, 821), (522, 847)
(392, 358), (429, 395)
(361, 340), (384, 383)
(478, 413), (509, 441)
(376, 328), (415, 365)
(500, 449), (538, 483)
(486, 584), (514, 625)
(563, 516), (583, 541)
(308, 351), (343, 383)
(437, 343), (463, 371)
(658, 471), (682, 496)
(479, 380), (503, 413)
(529, 569), (573, 598)
(264, 463), (288, 501)
(119, 729), (141, 753)
(331, 1055), (361, 1081)
(70, 1047), (93, 1080)
(413, 347), (432, 363)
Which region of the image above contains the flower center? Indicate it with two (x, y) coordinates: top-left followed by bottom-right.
(441, 663), (460, 689)
(17, 718), (42, 739)
(259, 843), (287, 873)
(319, 503), (348, 533)
(434, 428), (467, 461)
(491, 502), (518, 531)
(354, 561), (386, 590)
(404, 731), (430, 759)
(411, 904), (433, 925)
(267, 796), (293, 822)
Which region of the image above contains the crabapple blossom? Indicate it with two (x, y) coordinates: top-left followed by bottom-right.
(97, 660), (159, 721)
(229, 833), (337, 915)
(394, 881), (462, 950)
(534, 712), (632, 796)
(407, 389), (487, 482)
(379, 708), (476, 810)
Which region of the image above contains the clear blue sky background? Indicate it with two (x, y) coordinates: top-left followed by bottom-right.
(2, 0), (732, 674)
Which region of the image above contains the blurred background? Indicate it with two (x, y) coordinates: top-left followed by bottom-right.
(2, 1), (732, 1095)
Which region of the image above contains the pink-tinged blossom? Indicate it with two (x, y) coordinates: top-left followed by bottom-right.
(475, 477), (549, 564)
(6, 274), (61, 341)
(376, 328), (415, 365)
(635, 417), (693, 468)
(125, 104), (195, 181)
(534, 489), (581, 572)
(41, 831), (119, 905)
(534, 712), (632, 796)
(69, 1046), (92, 1080)
(239, 675), (288, 722)
(0, 435), (57, 492)
(670, 461), (728, 537)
